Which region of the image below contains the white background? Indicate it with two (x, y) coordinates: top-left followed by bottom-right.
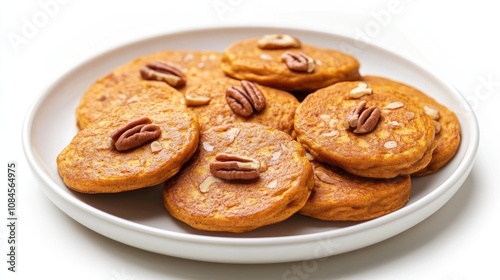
(1, 0), (498, 279)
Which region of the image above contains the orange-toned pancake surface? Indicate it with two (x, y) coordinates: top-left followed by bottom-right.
(221, 34), (361, 92)
(362, 75), (461, 176)
(58, 102), (200, 193)
(185, 77), (299, 134)
(300, 161), (411, 221)
(163, 123), (314, 233)
(294, 81), (436, 178)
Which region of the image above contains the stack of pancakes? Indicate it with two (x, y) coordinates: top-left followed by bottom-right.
(57, 34), (460, 233)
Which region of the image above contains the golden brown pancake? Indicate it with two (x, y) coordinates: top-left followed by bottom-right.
(76, 50), (226, 129)
(94, 50), (226, 93)
(184, 77), (299, 134)
(163, 122), (314, 233)
(362, 75), (461, 176)
(300, 161), (411, 221)
(220, 34), (361, 92)
(76, 81), (185, 130)
(58, 102), (200, 193)
(294, 81), (437, 178)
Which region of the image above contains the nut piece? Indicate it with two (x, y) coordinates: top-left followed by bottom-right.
(349, 82), (373, 98)
(202, 141), (214, 152)
(209, 153), (261, 180)
(384, 141), (398, 149)
(267, 179), (278, 188)
(260, 53), (273, 60)
(305, 151), (315, 161)
(226, 127), (240, 144)
(110, 117), (161, 152)
(433, 120), (442, 134)
(424, 105), (440, 120)
(384, 101), (404, 109)
(405, 111), (415, 120)
(344, 101), (381, 134)
(140, 61), (186, 88)
(199, 176), (222, 193)
(184, 92), (211, 106)
(281, 52), (315, 73)
(257, 34), (301, 49)
(150, 141), (163, 153)
(321, 130), (339, 137)
(226, 80), (266, 117)
(314, 169), (337, 184)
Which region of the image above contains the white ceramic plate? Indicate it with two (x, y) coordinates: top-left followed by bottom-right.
(22, 26), (479, 264)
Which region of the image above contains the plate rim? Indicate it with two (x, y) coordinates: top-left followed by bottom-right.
(22, 24), (480, 259)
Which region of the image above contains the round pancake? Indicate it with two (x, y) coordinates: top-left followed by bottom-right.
(163, 122), (314, 233)
(299, 161), (411, 221)
(220, 35), (361, 92)
(57, 102), (200, 193)
(362, 75), (461, 176)
(294, 81), (437, 178)
(90, 50), (226, 93)
(76, 50), (226, 129)
(76, 81), (185, 129)
(185, 77), (299, 134)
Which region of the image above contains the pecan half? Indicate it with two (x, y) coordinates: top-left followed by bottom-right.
(281, 52), (315, 73)
(110, 117), (161, 151)
(226, 80), (266, 117)
(209, 153), (261, 180)
(140, 61), (186, 88)
(257, 34), (301, 49)
(343, 101), (381, 134)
